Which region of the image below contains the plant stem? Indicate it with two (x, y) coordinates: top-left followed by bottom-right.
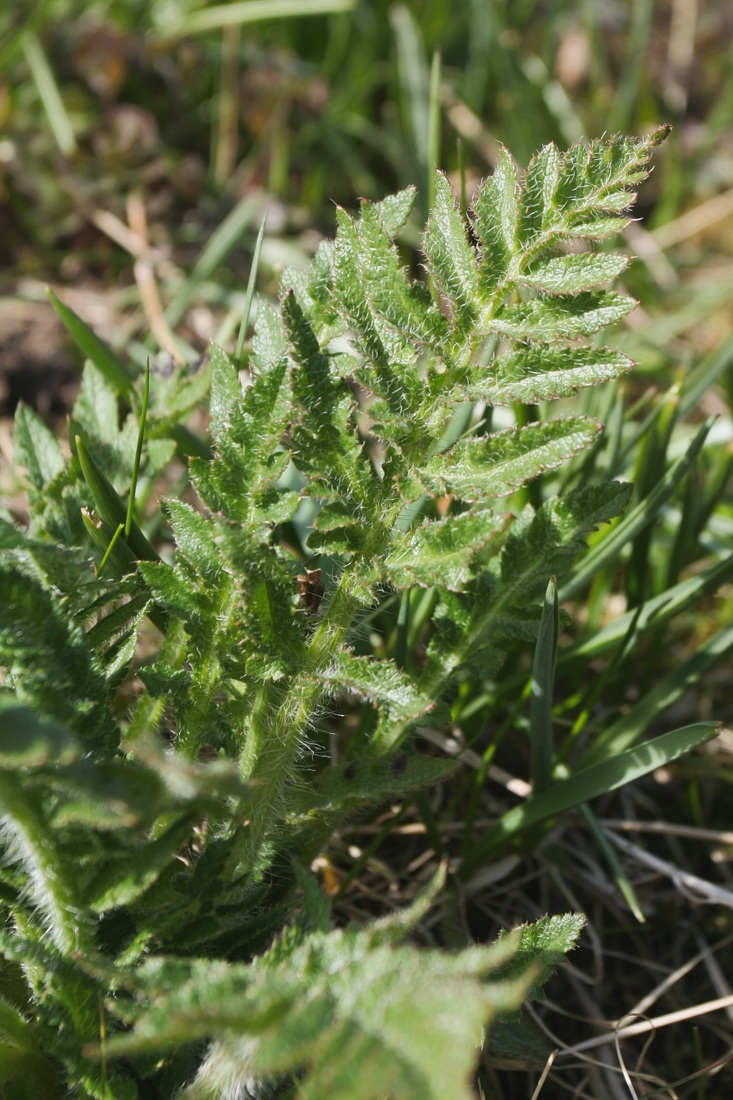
(0, 772), (91, 955)
(237, 566), (366, 870)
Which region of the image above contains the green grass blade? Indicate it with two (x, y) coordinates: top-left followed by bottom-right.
(390, 3), (431, 182)
(81, 509), (136, 578)
(235, 213), (268, 367)
(21, 32), (76, 157)
(461, 722), (718, 874)
(678, 331), (733, 419)
(75, 436), (159, 564)
(164, 194), (261, 328)
(155, 0), (355, 37)
(98, 523), (125, 577)
(427, 48), (442, 207)
(49, 290), (133, 394)
(582, 621), (733, 767)
(559, 604), (644, 763)
(577, 803), (646, 923)
(126, 620), (188, 741)
(529, 576), (558, 794)
(562, 552), (733, 665)
(49, 291), (207, 461)
(126, 362), (150, 538)
(559, 418), (713, 602)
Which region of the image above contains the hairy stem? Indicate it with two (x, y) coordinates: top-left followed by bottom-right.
(0, 772), (91, 955)
(237, 566), (366, 870)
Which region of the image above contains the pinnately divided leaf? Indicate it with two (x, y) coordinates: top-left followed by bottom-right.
(99, 915), (576, 1100)
(315, 653), (435, 724)
(379, 510), (509, 591)
(471, 345), (633, 405)
(419, 417), (602, 501)
(0, 129), (673, 1100)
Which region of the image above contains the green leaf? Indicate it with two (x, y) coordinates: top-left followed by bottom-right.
(0, 563), (118, 753)
(0, 995), (39, 1054)
(197, 344), (292, 521)
(102, 925), (535, 1100)
(346, 201), (448, 350)
(372, 481), (633, 755)
(291, 755), (459, 816)
(49, 289), (132, 394)
(516, 141), (562, 250)
(165, 500), (222, 580)
(315, 654), (435, 724)
(472, 345), (632, 405)
(374, 185), (417, 235)
(331, 211), (417, 422)
(73, 362), (120, 448)
(520, 252), (629, 294)
(379, 510), (509, 591)
(85, 812), (202, 912)
(419, 418), (601, 501)
(471, 145), (519, 292)
(13, 405), (65, 492)
(75, 435), (159, 564)
(490, 913), (585, 1000)
(0, 768), (89, 955)
(495, 290), (635, 341)
(462, 722), (718, 871)
(529, 576), (558, 794)
(0, 703), (79, 768)
(423, 172), (479, 332)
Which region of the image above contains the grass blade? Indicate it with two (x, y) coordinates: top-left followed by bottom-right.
(427, 48), (442, 207)
(461, 722), (718, 874)
(561, 552), (733, 664)
(582, 621), (733, 767)
(390, 3), (431, 188)
(679, 331), (733, 419)
(235, 213), (268, 368)
(577, 803), (646, 923)
(155, 0), (355, 37)
(164, 194), (261, 328)
(559, 418), (713, 602)
(75, 436), (159, 564)
(529, 576), (558, 794)
(21, 32), (76, 157)
(125, 362), (150, 538)
(49, 290), (133, 394)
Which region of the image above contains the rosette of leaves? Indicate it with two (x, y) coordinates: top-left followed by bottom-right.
(136, 128), (670, 868)
(0, 128), (690, 1099)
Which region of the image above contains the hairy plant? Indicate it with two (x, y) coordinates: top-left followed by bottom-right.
(0, 126), (716, 1098)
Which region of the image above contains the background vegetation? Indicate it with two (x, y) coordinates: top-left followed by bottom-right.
(1, 1), (733, 1097)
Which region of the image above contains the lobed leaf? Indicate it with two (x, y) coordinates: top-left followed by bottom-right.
(422, 172), (479, 333)
(13, 404), (65, 493)
(495, 290), (636, 341)
(379, 509), (509, 591)
(472, 344), (632, 405)
(291, 755), (459, 816)
(102, 924), (536, 1100)
(471, 146), (519, 293)
(373, 185), (417, 235)
(419, 417), (602, 502)
(315, 653), (435, 724)
(516, 141), (562, 251)
(519, 252), (629, 294)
